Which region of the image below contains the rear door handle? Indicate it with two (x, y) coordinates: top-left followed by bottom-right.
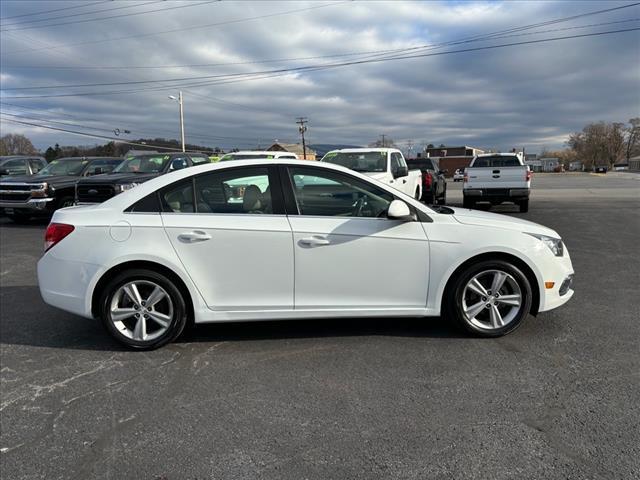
(299, 235), (330, 247)
(178, 230), (212, 243)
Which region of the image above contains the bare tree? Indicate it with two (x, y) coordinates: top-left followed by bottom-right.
(0, 133), (38, 155)
(625, 117), (640, 161)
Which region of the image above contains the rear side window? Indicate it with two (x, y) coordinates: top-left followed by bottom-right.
(194, 167), (273, 214)
(161, 180), (194, 213)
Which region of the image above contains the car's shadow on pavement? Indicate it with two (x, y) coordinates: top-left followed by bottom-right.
(0, 286), (466, 352)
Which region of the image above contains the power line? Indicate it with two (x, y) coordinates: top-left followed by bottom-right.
(0, 117), (216, 152)
(0, 1), (218, 32)
(4, 26), (638, 94)
(0, 101), (274, 144)
(0, 1), (161, 28)
(5, 17), (638, 71)
(0, 1), (108, 22)
(1, 1), (349, 55)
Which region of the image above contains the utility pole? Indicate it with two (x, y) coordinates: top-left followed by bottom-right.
(380, 134), (387, 147)
(296, 117), (308, 159)
(168, 91), (186, 152)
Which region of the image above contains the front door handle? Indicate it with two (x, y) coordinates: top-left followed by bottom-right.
(178, 230), (212, 243)
(299, 235), (330, 247)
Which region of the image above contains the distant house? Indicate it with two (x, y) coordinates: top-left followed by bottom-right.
(629, 155), (640, 172)
(526, 157), (560, 172)
(266, 142), (316, 160)
(423, 145), (485, 175)
(569, 161), (583, 171)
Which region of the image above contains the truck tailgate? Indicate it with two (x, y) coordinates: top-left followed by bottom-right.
(465, 166), (529, 189)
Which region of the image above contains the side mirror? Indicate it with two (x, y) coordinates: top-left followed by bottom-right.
(171, 159), (186, 170)
(387, 199), (415, 221)
(393, 165), (408, 178)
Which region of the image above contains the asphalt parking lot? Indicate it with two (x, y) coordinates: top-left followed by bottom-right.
(1, 172), (639, 479)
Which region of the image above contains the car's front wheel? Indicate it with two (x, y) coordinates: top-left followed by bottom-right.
(99, 269), (188, 349)
(445, 260), (532, 337)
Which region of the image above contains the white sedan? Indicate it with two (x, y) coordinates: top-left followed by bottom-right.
(38, 160), (575, 349)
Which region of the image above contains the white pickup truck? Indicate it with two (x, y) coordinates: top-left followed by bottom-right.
(320, 148), (423, 199)
(463, 152), (532, 212)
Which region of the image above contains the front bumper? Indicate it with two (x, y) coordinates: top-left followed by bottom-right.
(537, 249), (575, 312)
(0, 197), (55, 212)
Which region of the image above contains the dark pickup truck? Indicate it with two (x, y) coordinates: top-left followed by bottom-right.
(406, 157), (447, 204)
(75, 152), (210, 204)
(0, 156), (122, 222)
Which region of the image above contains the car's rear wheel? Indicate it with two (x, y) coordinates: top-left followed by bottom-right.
(100, 269), (188, 349)
(462, 197), (474, 209)
(445, 260), (532, 337)
(519, 199), (529, 213)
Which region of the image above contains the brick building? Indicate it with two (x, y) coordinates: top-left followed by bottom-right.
(422, 146), (484, 176)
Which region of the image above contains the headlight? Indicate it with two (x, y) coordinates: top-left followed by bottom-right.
(115, 183), (139, 193)
(526, 232), (564, 256)
(30, 183), (49, 198)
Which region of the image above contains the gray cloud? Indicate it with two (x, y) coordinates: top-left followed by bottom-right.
(1, 0), (638, 153)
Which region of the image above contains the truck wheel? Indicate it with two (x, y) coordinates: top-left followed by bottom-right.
(463, 198), (474, 209)
(519, 200), (529, 213)
(57, 196), (74, 209)
(423, 193), (435, 204)
(438, 187), (447, 205)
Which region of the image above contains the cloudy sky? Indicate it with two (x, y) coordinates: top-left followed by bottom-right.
(0, 0), (638, 154)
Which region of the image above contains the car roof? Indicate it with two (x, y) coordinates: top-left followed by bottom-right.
(224, 151), (296, 156)
(326, 148), (400, 154)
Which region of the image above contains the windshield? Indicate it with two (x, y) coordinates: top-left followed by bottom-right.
(114, 154), (170, 173)
(37, 158), (88, 176)
(322, 152), (387, 172)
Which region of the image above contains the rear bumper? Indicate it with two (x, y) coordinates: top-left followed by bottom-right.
(463, 188), (530, 199)
(37, 252), (100, 319)
(0, 197), (55, 212)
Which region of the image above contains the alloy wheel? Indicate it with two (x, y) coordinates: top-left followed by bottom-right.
(461, 269), (523, 331)
(109, 280), (174, 342)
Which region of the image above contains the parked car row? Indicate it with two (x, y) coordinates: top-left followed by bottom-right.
(1, 149), (536, 222)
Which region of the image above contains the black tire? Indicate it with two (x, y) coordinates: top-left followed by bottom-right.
(437, 186), (447, 205)
(415, 188), (421, 201)
(57, 196), (75, 209)
(7, 213), (31, 224)
(519, 199), (529, 213)
(444, 260), (532, 337)
(423, 193), (435, 204)
(99, 268), (188, 349)
(462, 197), (474, 209)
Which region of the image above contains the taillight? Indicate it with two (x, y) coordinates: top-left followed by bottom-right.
(526, 169), (532, 181)
(44, 223), (75, 252)
(423, 172), (433, 188)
